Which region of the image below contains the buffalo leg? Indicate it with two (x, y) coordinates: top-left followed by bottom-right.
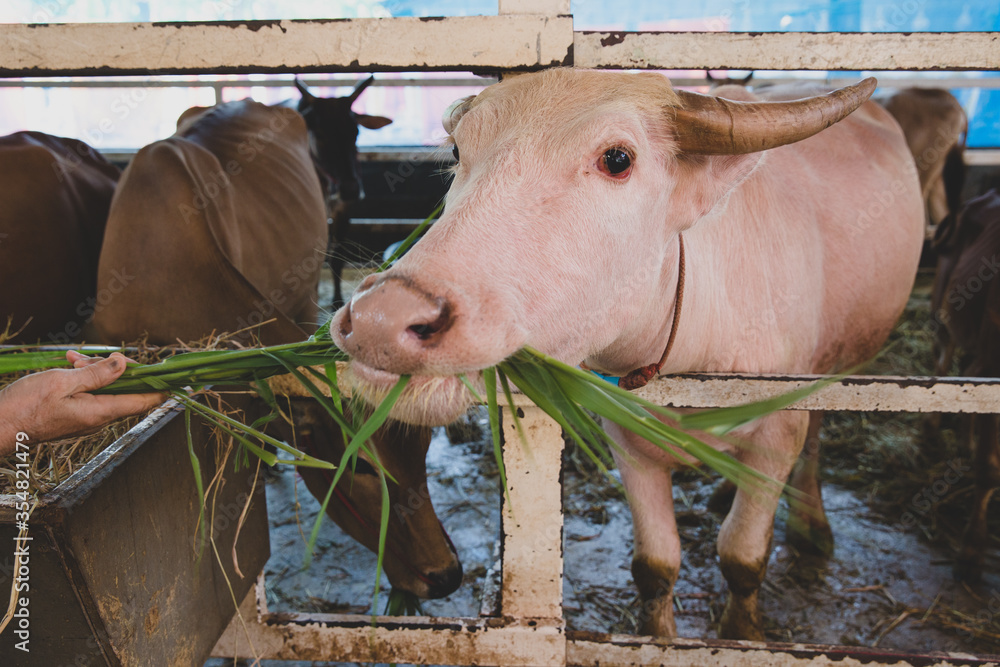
(607, 422), (682, 637)
(785, 411), (834, 556)
(955, 414), (1000, 582)
(718, 411), (807, 640)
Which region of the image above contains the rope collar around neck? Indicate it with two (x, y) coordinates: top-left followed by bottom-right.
(618, 233), (686, 390)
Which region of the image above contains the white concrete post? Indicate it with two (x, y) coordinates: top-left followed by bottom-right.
(499, 405), (565, 621)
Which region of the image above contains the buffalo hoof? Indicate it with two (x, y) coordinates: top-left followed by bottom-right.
(718, 593), (765, 641)
(637, 596), (677, 637)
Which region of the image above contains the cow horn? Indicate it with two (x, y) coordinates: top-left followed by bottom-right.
(348, 75), (376, 104)
(443, 95), (476, 135)
(672, 77), (877, 155)
(294, 77), (315, 102)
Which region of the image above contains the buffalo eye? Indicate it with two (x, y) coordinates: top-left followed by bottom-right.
(600, 148), (632, 178)
(452, 144), (460, 162)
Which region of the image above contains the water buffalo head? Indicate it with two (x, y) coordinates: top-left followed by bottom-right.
(330, 68), (876, 426)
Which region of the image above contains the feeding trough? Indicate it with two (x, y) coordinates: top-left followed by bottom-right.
(0, 392), (269, 666)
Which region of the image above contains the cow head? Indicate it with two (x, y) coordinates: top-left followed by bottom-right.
(329, 69), (875, 426)
(295, 76), (392, 202)
(272, 399), (463, 599)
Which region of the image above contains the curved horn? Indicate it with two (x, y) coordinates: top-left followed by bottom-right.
(294, 77), (315, 102)
(442, 95), (476, 135)
(672, 77), (877, 155)
(348, 75), (376, 104)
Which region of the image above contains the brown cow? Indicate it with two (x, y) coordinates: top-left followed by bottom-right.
(330, 69), (924, 639)
(932, 189), (1000, 582)
(94, 101), (325, 345)
(0, 131), (120, 344)
(93, 100), (461, 599)
(878, 87), (967, 231)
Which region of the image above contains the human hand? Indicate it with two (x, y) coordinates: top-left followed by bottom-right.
(0, 351), (166, 455)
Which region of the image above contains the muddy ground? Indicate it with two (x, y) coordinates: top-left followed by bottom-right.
(208, 270), (1000, 666)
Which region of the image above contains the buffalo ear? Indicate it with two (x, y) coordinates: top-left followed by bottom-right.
(443, 95), (476, 135)
(356, 113), (393, 130)
(669, 152), (762, 229)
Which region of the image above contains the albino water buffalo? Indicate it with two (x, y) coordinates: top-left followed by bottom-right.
(296, 77), (392, 308)
(0, 131), (120, 343)
(932, 189), (1000, 583)
(93, 100), (461, 599)
(331, 68), (924, 639)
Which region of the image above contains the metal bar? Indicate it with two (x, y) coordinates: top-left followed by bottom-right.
(4, 73), (999, 90)
(574, 31), (1000, 71)
(211, 592), (566, 665)
(0, 75), (496, 87)
(213, 595), (999, 666)
(0, 17), (573, 77)
(629, 373), (1000, 414)
(565, 632), (1000, 666)
(502, 373), (1000, 414)
(270, 367), (1000, 414)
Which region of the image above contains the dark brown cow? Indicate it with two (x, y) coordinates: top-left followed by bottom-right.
(878, 87), (967, 230)
(296, 77), (392, 308)
(0, 131), (120, 343)
(93, 100), (461, 598)
(932, 189), (1000, 582)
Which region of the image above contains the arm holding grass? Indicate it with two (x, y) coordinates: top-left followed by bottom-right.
(0, 351), (165, 455)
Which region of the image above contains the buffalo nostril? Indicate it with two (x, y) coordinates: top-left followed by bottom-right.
(407, 303), (451, 342)
(425, 564), (464, 598)
(338, 308), (353, 337)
